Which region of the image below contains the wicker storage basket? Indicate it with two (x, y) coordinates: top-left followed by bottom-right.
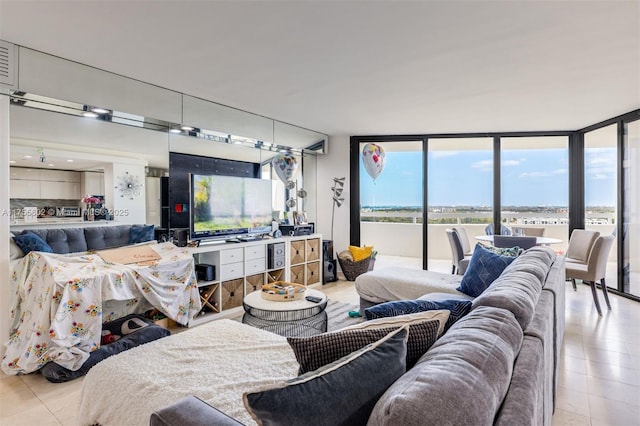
(306, 261), (321, 285)
(245, 273), (265, 295)
(290, 240), (305, 265)
(221, 278), (244, 310)
(290, 265), (305, 284)
(338, 256), (371, 281)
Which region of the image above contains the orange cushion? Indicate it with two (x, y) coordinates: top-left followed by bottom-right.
(349, 245), (373, 262)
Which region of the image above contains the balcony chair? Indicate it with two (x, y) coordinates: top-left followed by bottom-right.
(452, 227), (472, 256)
(445, 229), (471, 275)
(484, 223), (512, 236)
(565, 234), (615, 316)
(493, 235), (537, 250)
(565, 229), (600, 267)
(512, 226), (545, 237)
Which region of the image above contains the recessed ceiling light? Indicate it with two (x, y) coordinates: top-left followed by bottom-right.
(48, 163), (55, 167)
(23, 155), (32, 159)
(83, 112), (99, 118)
(67, 159), (74, 162)
(9, 160), (16, 164)
(169, 128), (182, 134)
(91, 107), (109, 114)
(181, 126), (194, 131)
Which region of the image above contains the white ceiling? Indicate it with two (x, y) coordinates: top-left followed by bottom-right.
(0, 1), (638, 137)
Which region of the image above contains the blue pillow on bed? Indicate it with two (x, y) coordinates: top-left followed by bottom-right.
(128, 224), (155, 244)
(457, 243), (516, 297)
(364, 299), (472, 332)
(13, 232), (54, 255)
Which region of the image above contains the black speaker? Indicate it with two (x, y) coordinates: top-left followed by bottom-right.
(173, 228), (188, 247)
(154, 228), (170, 243)
(323, 259), (337, 283)
(322, 240), (334, 261)
(195, 264), (215, 281)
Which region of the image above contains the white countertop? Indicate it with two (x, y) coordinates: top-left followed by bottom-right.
(10, 218), (114, 229)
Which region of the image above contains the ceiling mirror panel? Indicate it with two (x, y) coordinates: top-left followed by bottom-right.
(18, 47), (182, 123)
(274, 121), (327, 154)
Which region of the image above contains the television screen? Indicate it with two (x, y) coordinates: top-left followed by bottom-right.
(190, 174), (273, 240)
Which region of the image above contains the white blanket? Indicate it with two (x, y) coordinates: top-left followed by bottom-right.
(77, 319), (298, 426)
(2, 242), (201, 375)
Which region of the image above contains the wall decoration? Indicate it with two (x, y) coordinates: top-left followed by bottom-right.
(115, 171), (143, 200)
(362, 143), (386, 182)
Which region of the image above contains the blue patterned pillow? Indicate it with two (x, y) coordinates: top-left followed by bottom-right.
(13, 232), (54, 255)
(128, 224), (155, 244)
(364, 299), (472, 332)
(457, 244), (516, 297)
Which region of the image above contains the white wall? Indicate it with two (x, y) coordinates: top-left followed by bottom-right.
(1, 96), (10, 354)
(103, 163), (147, 224)
(317, 135), (350, 257)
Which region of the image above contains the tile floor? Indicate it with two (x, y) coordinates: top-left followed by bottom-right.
(1, 257), (638, 425)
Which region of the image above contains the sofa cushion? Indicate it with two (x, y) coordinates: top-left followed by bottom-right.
(289, 320), (439, 373)
(129, 224), (155, 244)
(472, 246), (555, 330)
(22, 228), (88, 254)
(244, 327), (408, 426)
(494, 337), (545, 426)
(84, 225), (134, 250)
(368, 306), (523, 426)
(484, 244), (522, 257)
(457, 244), (516, 297)
(364, 299), (472, 332)
(340, 310), (450, 342)
(13, 232), (54, 255)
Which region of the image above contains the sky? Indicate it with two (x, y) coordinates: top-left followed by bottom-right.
(360, 147), (616, 208)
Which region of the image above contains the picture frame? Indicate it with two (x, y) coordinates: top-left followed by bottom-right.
(294, 211), (307, 225)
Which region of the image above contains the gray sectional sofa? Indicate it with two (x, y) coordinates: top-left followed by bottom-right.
(12, 224), (145, 255)
(149, 246), (565, 426)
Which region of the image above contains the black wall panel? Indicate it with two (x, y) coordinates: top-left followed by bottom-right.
(168, 152), (260, 229)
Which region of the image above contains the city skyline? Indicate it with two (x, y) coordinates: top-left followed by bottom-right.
(360, 148), (616, 208)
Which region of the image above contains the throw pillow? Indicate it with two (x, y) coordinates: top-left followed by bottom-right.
(348, 245), (373, 262)
(457, 243), (516, 297)
(342, 309), (450, 338)
(9, 232), (24, 260)
(128, 224), (155, 244)
(483, 244), (522, 257)
(288, 320), (439, 373)
(244, 327), (408, 426)
(13, 232), (54, 255)
(364, 299), (473, 332)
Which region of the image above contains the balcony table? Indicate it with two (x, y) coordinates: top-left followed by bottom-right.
(475, 235), (563, 245)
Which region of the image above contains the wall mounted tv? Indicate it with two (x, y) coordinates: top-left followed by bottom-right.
(190, 174), (273, 241)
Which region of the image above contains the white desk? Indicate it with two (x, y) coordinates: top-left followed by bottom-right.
(475, 235), (563, 245)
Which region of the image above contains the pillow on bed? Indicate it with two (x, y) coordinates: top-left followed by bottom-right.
(13, 232), (54, 255)
(244, 327), (407, 426)
(9, 233), (24, 260)
(128, 224), (155, 244)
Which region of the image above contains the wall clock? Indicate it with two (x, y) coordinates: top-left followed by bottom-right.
(115, 171), (142, 200)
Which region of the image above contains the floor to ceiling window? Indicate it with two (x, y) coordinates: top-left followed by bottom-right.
(427, 138), (493, 271)
(623, 119), (639, 296)
(584, 124), (618, 288)
(500, 136), (569, 252)
(359, 141), (424, 267)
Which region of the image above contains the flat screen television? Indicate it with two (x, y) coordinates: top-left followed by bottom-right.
(190, 174), (273, 241)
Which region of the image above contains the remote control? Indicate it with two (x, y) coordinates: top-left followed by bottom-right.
(305, 295), (322, 303)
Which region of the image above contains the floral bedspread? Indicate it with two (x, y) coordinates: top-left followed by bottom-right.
(2, 242), (201, 375)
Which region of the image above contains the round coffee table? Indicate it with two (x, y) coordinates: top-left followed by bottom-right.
(242, 288), (328, 337)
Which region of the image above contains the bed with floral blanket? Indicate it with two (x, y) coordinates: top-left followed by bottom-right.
(2, 242), (201, 375)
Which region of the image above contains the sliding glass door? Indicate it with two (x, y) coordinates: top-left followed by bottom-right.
(623, 120), (639, 296)
(584, 125), (618, 288)
(500, 136), (569, 251)
(427, 138), (493, 272)
(359, 141), (424, 269)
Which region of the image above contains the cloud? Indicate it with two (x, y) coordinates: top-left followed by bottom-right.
(519, 168), (567, 179)
(471, 159), (493, 172)
(502, 159), (524, 167)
